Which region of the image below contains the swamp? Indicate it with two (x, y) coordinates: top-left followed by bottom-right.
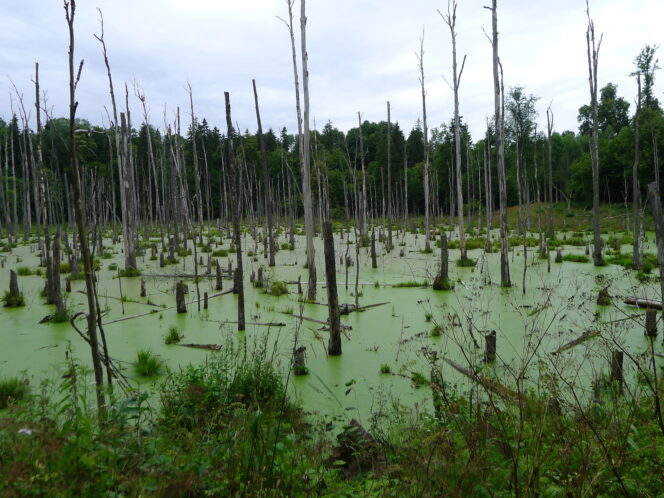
(0, 0), (663, 495)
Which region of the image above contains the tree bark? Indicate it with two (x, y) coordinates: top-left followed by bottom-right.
(64, 0), (106, 418)
(323, 221), (341, 355)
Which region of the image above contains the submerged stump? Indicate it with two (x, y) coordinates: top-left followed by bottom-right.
(176, 281), (187, 313)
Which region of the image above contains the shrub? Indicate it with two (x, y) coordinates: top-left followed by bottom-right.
(16, 266), (33, 276)
(212, 249), (228, 257)
(2, 291), (25, 308)
(0, 377), (28, 408)
(432, 274), (454, 290)
(134, 350), (162, 377)
(430, 324), (442, 337)
(562, 254), (589, 263)
(159, 347), (286, 429)
(456, 256), (477, 268)
(393, 280), (428, 288)
(268, 281), (289, 296)
(380, 363), (391, 374)
(119, 268), (142, 277)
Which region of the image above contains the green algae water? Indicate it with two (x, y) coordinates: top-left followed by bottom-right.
(1, 226), (663, 422)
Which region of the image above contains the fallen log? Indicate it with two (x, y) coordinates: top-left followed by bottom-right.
(311, 301), (390, 315)
(551, 330), (600, 355)
(102, 288), (233, 326)
(178, 343), (222, 351)
(207, 320), (287, 327)
(443, 358), (518, 401)
(284, 313), (352, 330)
(623, 296), (663, 310)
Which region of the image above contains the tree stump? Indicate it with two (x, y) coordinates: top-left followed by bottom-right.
(484, 330), (497, 363)
(323, 221), (342, 356)
(204, 292), (208, 310)
(140, 278), (146, 298)
(610, 350), (623, 391)
(293, 346), (308, 375)
(215, 263), (223, 291)
(645, 308), (657, 337)
(159, 252), (165, 268)
(176, 281), (187, 313)
(555, 247), (562, 263)
(297, 275), (302, 295)
(65, 280), (71, 293)
(596, 287), (611, 305)
(9, 269), (19, 298)
(371, 229), (377, 269)
(257, 267), (264, 288)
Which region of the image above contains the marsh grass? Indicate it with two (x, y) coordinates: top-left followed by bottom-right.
(134, 350), (162, 377)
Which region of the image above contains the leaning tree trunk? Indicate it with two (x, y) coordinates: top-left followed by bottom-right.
(252, 79), (276, 267)
(64, 0), (106, 418)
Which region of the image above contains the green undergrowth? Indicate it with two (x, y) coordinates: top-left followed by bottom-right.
(0, 344), (663, 495)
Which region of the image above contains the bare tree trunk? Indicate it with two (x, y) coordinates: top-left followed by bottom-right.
(546, 103), (554, 238)
(488, 0), (511, 287)
(632, 74), (642, 270)
(441, 1), (467, 261)
(224, 92), (245, 331)
(357, 112), (368, 242)
(64, 0), (106, 418)
(252, 79), (276, 267)
(586, 1), (604, 266)
(387, 101), (393, 250)
(323, 221), (341, 355)
(417, 32), (431, 252)
(187, 83), (205, 245)
(95, 11), (136, 272)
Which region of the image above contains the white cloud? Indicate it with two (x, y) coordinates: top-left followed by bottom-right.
(1, 0), (661, 139)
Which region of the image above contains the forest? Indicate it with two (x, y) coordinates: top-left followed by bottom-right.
(1, 0), (663, 496)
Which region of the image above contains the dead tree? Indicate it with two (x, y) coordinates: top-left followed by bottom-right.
(416, 32), (431, 251)
(323, 221), (342, 355)
(546, 103), (554, 238)
(187, 82), (205, 245)
(486, 0), (511, 287)
(94, 11), (136, 271)
(252, 79), (276, 267)
(440, 0), (468, 262)
(224, 92), (245, 331)
(632, 72), (643, 270)
(64, 0), (106, 417)
(585, 0), (604, 266)
(386, 101), (393, 250)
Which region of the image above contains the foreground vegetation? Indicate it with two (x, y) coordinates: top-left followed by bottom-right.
(1, 340), (662, 497)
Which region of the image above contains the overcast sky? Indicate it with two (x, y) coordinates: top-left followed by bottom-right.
(1, 0), (662, 140)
